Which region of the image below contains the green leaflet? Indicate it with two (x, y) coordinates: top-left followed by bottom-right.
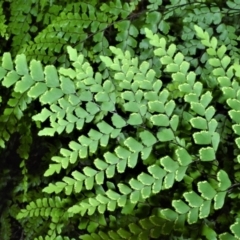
(172, 200), (190, 214)
(150, 114), (169, 126)
(2, 70), (20, 87)
(2, 52), (13, 70)
(230, 219), (240, 239)
(40, 88), (64, 104)
(190, 117), (208, 130)
(217, 170), (231, 191)
(157, 128), (174, 142)
(160, 156), (178, 173)
(198, 181), (217, 200)
(60, 76), (76, 94)
(67, 46), (78, 62)
(199, 200), (211, 218)
(199, 147), (216, 161)
(111, 114), (126, 128)
(15, 54), (29, 75)
(14, 75), (35, 93)
(193, 131), (212, 145)
(176, 148), (192, 166)
(139, 130), (157, 147)
(28, 82), (48, 98)
(124, 137), (143, 153)
(44, 65), (60, 87)
(184, 191), (203, 208)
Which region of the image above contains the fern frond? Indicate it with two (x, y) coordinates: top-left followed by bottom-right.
(0, 209), (12, 240)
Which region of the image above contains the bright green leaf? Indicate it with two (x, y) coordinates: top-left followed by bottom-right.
(165, 100), (175, 116)
(129, 178), (143, 191)
(190, 102), (205, 116)
(193, 131), (212, 145)
(14, 75), (34, 93)
(124, 137), (143, 152)
(60, 76), (76, 94)
(30, 60), (44, 81)
(160, 156), (178, 172)
(157, 128), (174, 141)
(97, 121), (113, 135)
(214, 191), (227, 210)
(172, 200), (190, 214)
(138, 172), (155, 185)
(127, 113), (143, 125)
(28, 82), (48, 98)
(190, 117), (208, 130)
(40, 88), (63, 104)
(44, 65), (59, 87)
(199, 200), (211, 218)
(199, 147), (215, 161)
(15, 54), (28, 75)
(200, 91), (212, 108)
(187, 207), (198, 224)
(139, 130), (157, 147)
(198, 181), (216, 200)
(217, 170), (231, 191)
(163, 172), (175, 189)
(67, 46), (78, 61)
(2, 52), (13, 70)
(184, 191), (203, 207)
(176, 148), (192, 166)
(2, 70), (20, 87)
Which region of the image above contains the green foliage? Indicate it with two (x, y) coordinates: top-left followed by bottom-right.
(2, 0), (240, 239)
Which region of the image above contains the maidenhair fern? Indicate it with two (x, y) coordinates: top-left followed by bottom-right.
(2, 0), (240, 240)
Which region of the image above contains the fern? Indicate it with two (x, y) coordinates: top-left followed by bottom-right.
(2, 0), (240, 239)
(0, 208), (12, 240)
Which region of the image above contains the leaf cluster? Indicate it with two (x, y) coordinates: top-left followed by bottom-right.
(1, 0), (240, 240)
